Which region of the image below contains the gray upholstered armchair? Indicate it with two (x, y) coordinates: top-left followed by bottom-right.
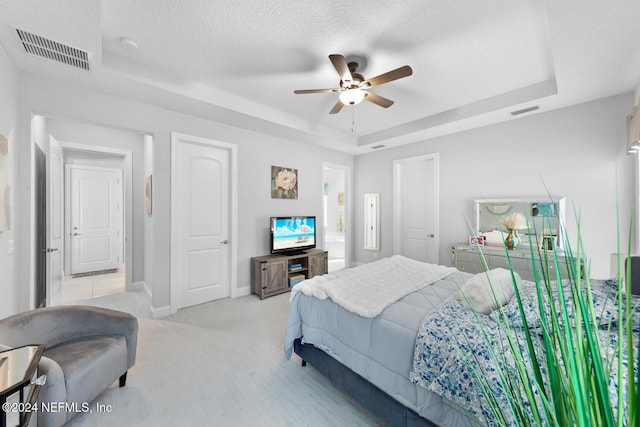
(0, 305), (138, 427)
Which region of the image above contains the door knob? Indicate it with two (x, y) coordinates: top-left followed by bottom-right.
(221, 240), (229, 245)
(42, 248), (59, 253)
(73, 233), (82, 236)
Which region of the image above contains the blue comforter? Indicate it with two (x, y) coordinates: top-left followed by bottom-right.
(410, 279), (638, 426)
(284, 268), (483, 426)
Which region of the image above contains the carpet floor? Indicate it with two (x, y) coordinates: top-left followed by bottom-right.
(63, 291), (380, 426)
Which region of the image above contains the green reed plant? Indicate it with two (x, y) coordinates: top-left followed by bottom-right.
(467, 209), (639, 426)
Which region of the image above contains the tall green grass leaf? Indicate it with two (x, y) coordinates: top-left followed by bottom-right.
(462, 203), (638, 426)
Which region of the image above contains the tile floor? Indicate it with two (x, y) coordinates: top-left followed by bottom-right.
(62, 269), (126, 303)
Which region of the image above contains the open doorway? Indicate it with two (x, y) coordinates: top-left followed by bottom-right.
(322, 163), (351, 272)
(41, 121), (141, 308)
(33, 115), (148, 309)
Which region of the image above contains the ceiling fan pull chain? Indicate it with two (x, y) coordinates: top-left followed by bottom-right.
(351, 107), (355, 133)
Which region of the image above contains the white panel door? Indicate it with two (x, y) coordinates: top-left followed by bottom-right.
(47, 135), (64, 306)
(174, 136), (230, 309)
(393, 153), (439, 264)
(70, 166), (122, 274)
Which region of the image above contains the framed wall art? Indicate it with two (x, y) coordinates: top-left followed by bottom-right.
(271, 166), (298, 199)
(0, 133), (11, 231)
(145, 175), (152, 214)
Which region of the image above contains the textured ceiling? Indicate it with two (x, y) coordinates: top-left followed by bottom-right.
(1, 0), (639, 154)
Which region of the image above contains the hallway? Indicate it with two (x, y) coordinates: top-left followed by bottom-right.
(62, 269), (125, 303)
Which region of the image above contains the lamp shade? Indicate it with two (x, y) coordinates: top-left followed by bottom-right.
(339, 89), (365, 105)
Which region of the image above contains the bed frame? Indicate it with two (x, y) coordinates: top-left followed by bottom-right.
(294, 338), (436, 427)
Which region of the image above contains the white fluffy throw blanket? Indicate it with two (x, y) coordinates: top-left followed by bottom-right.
(290, 255), (456, 318)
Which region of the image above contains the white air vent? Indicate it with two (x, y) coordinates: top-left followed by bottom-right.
(510, 105), (539, 116)
(16, 28), (90, 71)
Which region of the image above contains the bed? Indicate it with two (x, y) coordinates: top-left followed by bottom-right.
(284, 255), (484, 426)
(284, 255), (635, 426)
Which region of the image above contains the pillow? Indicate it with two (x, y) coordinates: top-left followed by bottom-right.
(482, 230), (508, 245)
(489, 280), (547, 328)
(458, 268), (522, 314)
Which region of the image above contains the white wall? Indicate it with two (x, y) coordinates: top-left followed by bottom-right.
(14, 73), (353, 314)
(0, 44), (17, 318)
(354, 93), (636, 279)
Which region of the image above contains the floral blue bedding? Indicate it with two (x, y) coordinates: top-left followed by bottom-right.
(410, 279), (639, 426)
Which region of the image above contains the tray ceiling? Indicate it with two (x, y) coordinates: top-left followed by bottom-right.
(0, 0), (639, 154)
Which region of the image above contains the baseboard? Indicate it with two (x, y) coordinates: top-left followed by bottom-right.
(144, 285), (250, 317)
(133, 281), (170, 318)
(133, 281), (152, 300)
(151, 305), (172, 319)
(233, 286), (251, 298)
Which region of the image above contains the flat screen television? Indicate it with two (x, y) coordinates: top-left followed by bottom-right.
(270, 216), (316, 255)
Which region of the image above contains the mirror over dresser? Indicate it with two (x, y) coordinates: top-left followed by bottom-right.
(473, 196), (566, 250)
(453, 196), (573, 281)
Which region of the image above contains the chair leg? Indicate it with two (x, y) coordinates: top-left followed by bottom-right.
(119, 372), (128, 387)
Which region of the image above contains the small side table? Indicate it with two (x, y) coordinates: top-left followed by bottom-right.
(0, 345), (45, 427)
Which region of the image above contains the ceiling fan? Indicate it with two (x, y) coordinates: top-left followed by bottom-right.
(294, 54), (413, 114)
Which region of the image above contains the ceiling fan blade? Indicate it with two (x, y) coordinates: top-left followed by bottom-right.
(329, 54), (353, 85)
(294, 88), (340, 94)
(361, 65), (413, 88)
(364, 92), (394, 108)
(329, 100), (344, 114)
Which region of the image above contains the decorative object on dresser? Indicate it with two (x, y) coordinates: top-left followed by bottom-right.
(468, 236), (485, 246)
(500, 212), (526, 250)
(250, 249), (328, 299)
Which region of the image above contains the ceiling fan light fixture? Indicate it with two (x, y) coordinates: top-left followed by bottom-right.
(294, 54), (412, 114)
(339, 88), (365, 105)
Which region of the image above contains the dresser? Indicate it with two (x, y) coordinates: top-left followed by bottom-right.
(452, 244), (577, 281)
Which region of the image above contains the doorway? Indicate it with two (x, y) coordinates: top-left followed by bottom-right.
(35, 145), (46, 307)
(34, 116), (139, 308)
(62, 149), (129, 302)
(171, 132), (237, 311)
(393, 153), (440, 264)
(61, 163), (124, 302)
(322, 163), (351, 272)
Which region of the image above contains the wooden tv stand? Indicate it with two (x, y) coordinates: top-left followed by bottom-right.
(250, 249), (328, 299)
